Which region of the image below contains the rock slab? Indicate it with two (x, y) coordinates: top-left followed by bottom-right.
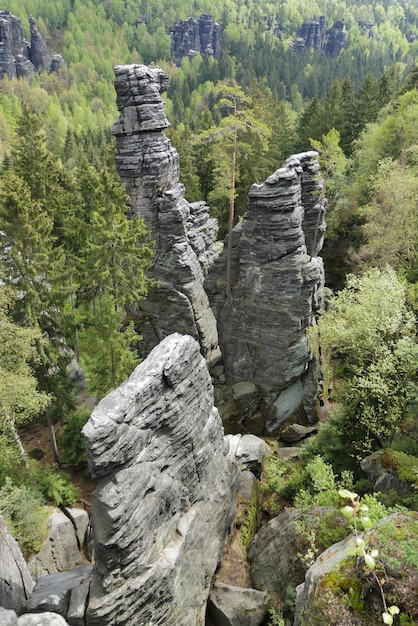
(82, 333), (239, 626)
(0, 513), (34, 613)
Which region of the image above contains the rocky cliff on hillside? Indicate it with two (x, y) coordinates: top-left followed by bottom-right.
(82, 333), (238, 625)
(207, 152), (326, 433)
(292, 16), (347, 56)
(111, 64), (220, 361)
(0, 11), (64, 80)
(169, 14), (221, 63)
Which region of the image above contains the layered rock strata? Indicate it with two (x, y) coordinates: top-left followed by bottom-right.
(169, 14), (221, 63)
(82, 333), (239, 625)
(207, 152), (325, 433)
(112, 64), (219, 361)
(0, 513), (34, 613)
(0, 11), (64, 80)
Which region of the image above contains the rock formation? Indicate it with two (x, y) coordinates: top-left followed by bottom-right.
(28, 508), (90, 580)
(0, 11), (64, 80)
(0, 513), (34, 613)
(169, 14), (221, 63)
(82, 333), (238, 625)
(207, 152), (326, 433)
(111, 64), (219, 361)
(292, 16), (347, 56)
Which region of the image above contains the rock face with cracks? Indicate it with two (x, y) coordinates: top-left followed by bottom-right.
(112, 64), (219, 361)
(207, 152), (326, 433)
(82, 333), (239, 626)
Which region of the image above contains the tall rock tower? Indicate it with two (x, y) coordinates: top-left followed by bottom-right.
(111, 64), (220, 362)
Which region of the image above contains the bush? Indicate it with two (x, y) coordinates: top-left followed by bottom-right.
(30, 463), (80, 506)
(0, 478), (49, 557)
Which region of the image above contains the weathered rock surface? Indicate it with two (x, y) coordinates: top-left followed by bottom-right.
(0, 11), (64, 80)
(112, 64), (219, 361)
(29, 508), (89, 580)
(169, 14), (221, 63)
(0, 607), (71, 625)
(248, 506), (332, 602)
(360, 450), (411, 496)
(26, 564), (93, 618)
(281, 423), (318, 443)
(292, 16), (347, 55)
(293, 536), (353, 626)
(207, 152), (325, 433)
(82, 333), (239, 625)
(207, 582), (270, 626)
(0, 513), (34, 613)
(227, 434), (270, 477)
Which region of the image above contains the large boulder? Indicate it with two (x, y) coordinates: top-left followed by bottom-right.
(0, 608), (71, 625)
(26, 564), (93, 619)
(28, 508), (89, 580)
(207, 582), (270, 626)
(112, 64), (219, 361)
(82, 333), (239, 625)
(248, 506), (333, 602)
(0, 513), (34, 613)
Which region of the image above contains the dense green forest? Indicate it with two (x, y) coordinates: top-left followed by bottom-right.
(1, 1), (418, 623)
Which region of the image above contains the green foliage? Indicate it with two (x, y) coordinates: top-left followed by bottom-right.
(310, 267), (418, 458)
(380, 449), (418, 488)
(30, 463), (79, 506)
(80, 295), (141, 397)
(0, 478), (49, 557)
(57, 407), (90, 472)
(267, 607), (285, 626)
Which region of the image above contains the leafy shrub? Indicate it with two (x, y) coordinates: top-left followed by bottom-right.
(57, 406), (90, 472)
(0, 478), (49, 557)
(32, 465), (80, 506)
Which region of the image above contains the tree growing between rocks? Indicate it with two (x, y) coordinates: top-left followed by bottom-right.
(201, 82), (271, 295)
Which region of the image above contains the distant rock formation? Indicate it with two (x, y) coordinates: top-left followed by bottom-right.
(169, 14), (221, 63)
(111, 64), (220, 361)
(82, 333), (238, 625)
(207, 152), (326, 433)
(0, 11), (65, 80)
(292, 16), (347, 56)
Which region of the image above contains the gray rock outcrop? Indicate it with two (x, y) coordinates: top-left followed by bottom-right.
(82, 333), (239, 625)
(293, 536), (353, 626)
(0, 11), (64, 80)
(0, 513), (34, 613)
(360, 450), (412, 496)
(207, 152), (326, 433)
(26, 564), (93, 620)
(207, 582), (270, 626)
(169, 14), (221, 63)
(112, 64), (219, 361)
(0, 607), (71, 625)
(292, 16), (347, 55)
(28, 508), (89, 580)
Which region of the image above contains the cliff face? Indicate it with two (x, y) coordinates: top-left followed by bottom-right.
(292, 16), (347, 56)
(112, 64), (220, 361)
(0, 11), (64, 80)
(83, 333), (238, 626)
(169, 14), (221, 63)
(207, 153), (326, 433)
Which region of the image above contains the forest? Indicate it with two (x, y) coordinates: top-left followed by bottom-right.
(1, 0), (418, 624)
